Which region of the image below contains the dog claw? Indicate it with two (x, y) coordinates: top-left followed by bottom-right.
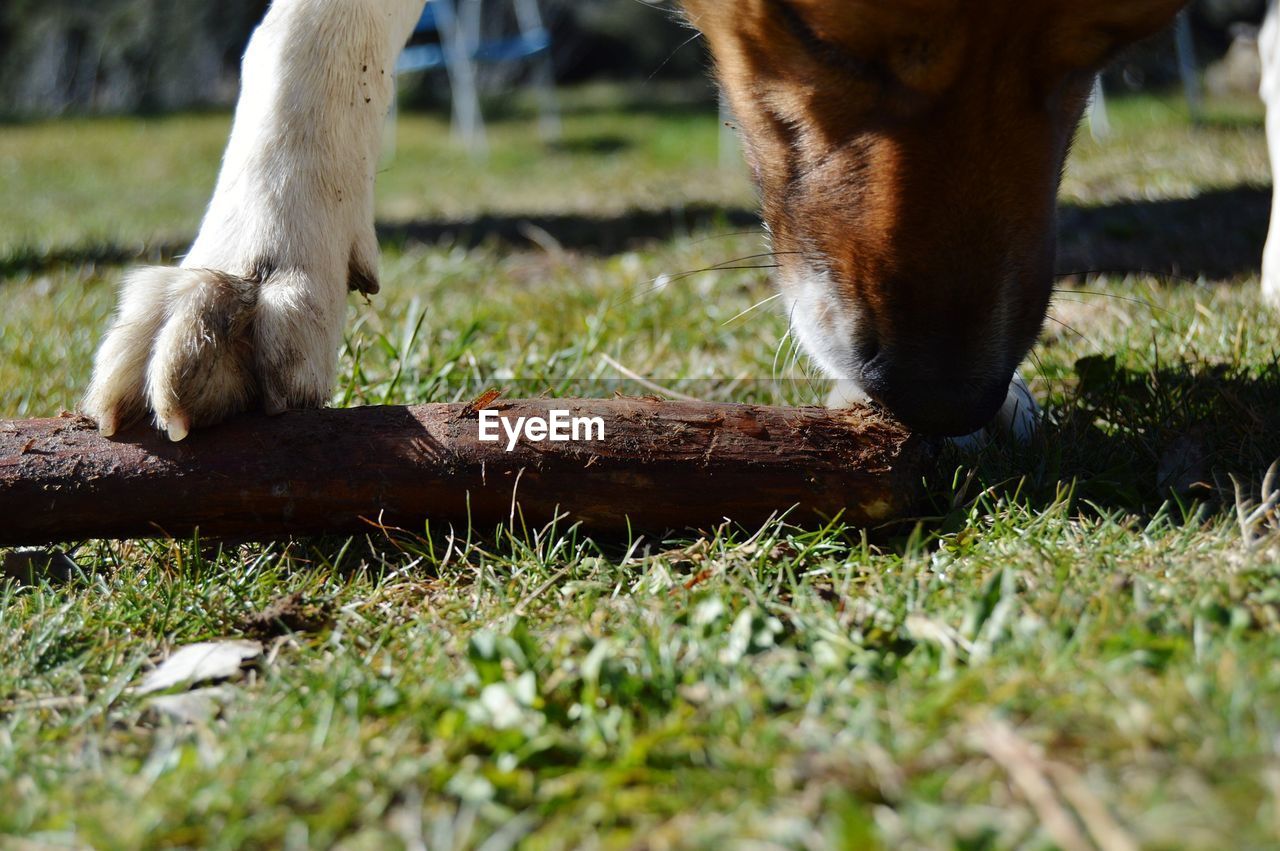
(98, 411), (119, 438)
(165, 415), (191, 443)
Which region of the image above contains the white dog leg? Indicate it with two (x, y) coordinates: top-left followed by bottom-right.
(1261, 0), (1280, 307)
(84, 0), (425, 440)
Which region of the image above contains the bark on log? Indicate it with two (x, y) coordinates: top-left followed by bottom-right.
(0, 399), (929, 545)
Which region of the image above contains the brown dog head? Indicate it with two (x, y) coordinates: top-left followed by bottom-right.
(684, 0), (1186, 435)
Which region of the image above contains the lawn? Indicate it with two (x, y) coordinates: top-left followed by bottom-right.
(2, 85), (1280, 849)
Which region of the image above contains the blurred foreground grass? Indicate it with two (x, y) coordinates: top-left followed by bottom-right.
(2, 87), (1280, 849)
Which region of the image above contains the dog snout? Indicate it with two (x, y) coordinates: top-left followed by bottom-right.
(858, 347), (1010, 436)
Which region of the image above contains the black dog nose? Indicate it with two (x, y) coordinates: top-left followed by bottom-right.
(859, 351), (1009, 436)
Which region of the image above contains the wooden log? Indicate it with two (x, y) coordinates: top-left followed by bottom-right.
(0, 399), (929, 545)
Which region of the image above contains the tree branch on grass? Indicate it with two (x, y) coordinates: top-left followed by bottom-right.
(0, 398), (929, 545)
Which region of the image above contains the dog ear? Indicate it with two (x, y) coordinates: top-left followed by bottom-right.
(1054, 0), (1188, 70)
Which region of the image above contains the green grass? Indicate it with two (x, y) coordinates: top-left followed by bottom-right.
(3, 86), (1280, 849)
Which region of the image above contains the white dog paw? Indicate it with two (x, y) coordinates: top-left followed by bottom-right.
(84, 264), (347, 440)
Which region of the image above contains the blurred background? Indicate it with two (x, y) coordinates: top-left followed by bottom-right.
(0, 0), (709, 116)
(0, 0), (1270, 117)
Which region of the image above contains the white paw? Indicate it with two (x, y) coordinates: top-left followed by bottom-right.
(81, 0), (407, 440)
(84, 264), (348, 440)
(949, 373), (1040, 451)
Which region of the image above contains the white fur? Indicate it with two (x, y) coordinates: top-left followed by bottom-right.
(1262, 0), (1280, 307)
(784, 268), (863, 380)
(84, 0), (424, 439)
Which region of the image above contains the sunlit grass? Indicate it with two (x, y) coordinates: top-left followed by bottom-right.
(2, 86), (1280, 848)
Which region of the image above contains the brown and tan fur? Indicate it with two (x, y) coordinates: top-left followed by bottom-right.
(684, 0), (1188, 434)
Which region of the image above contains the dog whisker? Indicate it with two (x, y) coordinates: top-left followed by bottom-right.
(689, 230), (770, 245)
(1054, 268), (1206, 288)
(786, 334), (806, 380)
(1044, 313), (1096, 348)
(1052, 287), (1166, 314)
(1025, 348), (1051, 383)
(772, 300), (802, 382)
(721, 291), (784, 327)
(618, 265), (781, 306)
(646, 30), (703, 82)
(640, 250), (798, 285)
(615, 255), (789, 307)
(771, 327), (793, 382)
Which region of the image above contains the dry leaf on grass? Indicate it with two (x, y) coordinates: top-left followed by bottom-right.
(134, 640), (263, 696)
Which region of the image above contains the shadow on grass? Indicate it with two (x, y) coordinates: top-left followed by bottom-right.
(454, 88), (719, 123)
(0, 242), (185, 281)
(376, 204), (761, 255)
(4, 186), (1271, 282)
(0, 205), (764, 280)
(933, 356), (1280, 524)
(549, 135), (633, 156)
(1058, 185), (1271, 282)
